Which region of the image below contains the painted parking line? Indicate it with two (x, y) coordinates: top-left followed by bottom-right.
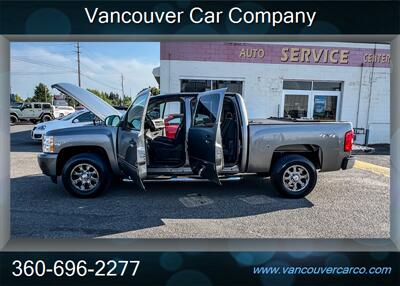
(354, 160), (390, 177)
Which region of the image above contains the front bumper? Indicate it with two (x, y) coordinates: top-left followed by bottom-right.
(341, 155), (355, 170)
(31, 129), (44, 141)
(37, 152), (58, 177)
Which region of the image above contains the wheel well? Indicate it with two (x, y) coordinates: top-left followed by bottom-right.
(10, 113), (18, 118)
(56, 146), (111, 176)
(272, 144), (322, 170)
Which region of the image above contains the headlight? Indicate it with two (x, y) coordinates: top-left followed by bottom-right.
(37, 125), (46, 130)
(42, 136), (55, 153)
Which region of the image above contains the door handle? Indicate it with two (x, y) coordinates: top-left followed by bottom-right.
(204, 134), (211, 144)
(129, 139), (136, 147)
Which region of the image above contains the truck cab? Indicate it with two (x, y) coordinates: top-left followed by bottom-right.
(106, 88), (245, 189)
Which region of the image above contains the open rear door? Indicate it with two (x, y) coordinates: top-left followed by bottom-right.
(188, 88), (226, 185)
(117, 89), (151, 190)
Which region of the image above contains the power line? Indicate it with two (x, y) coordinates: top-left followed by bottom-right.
(12, 56), (77, 72)
(12, 71), (74, 75)
(81, 73), (122, 91)
(12, 53), (123, 92)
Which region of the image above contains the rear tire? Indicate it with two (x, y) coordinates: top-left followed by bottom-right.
(10, 115), (18, 125)
(61, 153), (111, 198)
(271, 154), (317, 198)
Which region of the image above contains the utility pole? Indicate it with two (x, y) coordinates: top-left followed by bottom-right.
(76, 42), (81, 87)
(121, 74), (125, 106)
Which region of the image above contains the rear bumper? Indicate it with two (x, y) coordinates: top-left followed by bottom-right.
(341, 156), (355, 170)
(37, 152), (58, 177)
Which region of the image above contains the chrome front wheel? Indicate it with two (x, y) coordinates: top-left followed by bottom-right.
(70, 163), (100, 191)
(62, 153), (111, 198)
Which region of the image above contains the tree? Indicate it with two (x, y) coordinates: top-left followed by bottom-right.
(10, 94), (24, 102)
(14, 94), (24, 102)
(109, 92), (119, 102)
(150, 87), (160, 96)
(122, 96), (132, 107)
(31, 83), (52, 102)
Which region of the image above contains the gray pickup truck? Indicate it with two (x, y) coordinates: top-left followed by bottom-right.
(38, 83), (355, 198)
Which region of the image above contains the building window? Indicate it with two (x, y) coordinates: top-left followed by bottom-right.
(181, 79), (212, 92)
(313, 95), (338, 120)
(282, 80), (341, 120)
(214, 80), (243, 94)
(283, 81), (312, 90)
(181, 79), (243, 94)
(284, 94), (309, 118)
(313, 81), (342, 91)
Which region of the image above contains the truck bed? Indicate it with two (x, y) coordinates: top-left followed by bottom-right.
(246, 117), (353, 174)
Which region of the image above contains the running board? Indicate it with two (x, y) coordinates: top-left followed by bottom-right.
(122, 176), (243, 183)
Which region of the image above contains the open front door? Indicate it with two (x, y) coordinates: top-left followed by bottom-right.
(117, 89), (151, 190)
(188, 88), (226, 185)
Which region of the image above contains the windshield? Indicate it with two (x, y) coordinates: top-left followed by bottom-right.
(60, 110), (85, 121)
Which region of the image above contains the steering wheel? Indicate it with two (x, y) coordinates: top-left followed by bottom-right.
(145, 114), (157, 131)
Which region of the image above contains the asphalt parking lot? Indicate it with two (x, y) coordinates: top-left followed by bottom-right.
(10, 124), (390, 239)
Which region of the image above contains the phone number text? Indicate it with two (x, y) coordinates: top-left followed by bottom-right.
(12, 259), (140, 277)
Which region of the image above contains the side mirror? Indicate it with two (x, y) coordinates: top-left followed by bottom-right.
(105, 115), (121, 127)
(72, 118), (79, 123)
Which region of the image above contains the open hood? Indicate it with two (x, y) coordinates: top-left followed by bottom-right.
(51, 83), (122, 121)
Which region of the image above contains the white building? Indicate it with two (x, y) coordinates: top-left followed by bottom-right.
(155, 42), (390, 144)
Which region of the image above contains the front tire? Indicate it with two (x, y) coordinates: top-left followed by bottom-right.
(61, 153), (111, 198)
(271, 155), (317, 198)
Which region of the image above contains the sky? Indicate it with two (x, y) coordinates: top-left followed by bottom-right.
(11, 42), (160, 99)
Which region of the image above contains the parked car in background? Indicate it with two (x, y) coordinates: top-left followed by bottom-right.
(164, 114), (183, 139)
(74, 105), (86, 111)
(31, 110), (101, 141)
(53, 106), (75, 118)
(10, 102), (53, 125)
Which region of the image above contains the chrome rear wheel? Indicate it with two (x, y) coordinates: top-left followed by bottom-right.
(282, 165), (310, 192)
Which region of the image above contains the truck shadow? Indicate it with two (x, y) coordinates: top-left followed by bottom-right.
(11, 175), (314, 238)
(11, 129), (42, 153)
